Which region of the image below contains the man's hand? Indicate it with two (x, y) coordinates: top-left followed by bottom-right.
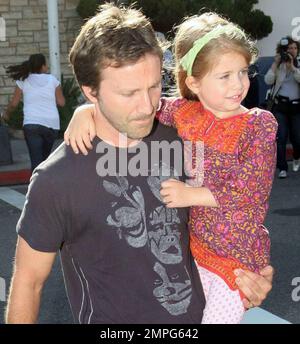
(235, 265), (274, 309)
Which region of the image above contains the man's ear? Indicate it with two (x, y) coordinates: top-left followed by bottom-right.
(185, 76), (201, 95)
(81, 86), (98, 104)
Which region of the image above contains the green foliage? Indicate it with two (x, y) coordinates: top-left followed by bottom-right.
(59, 75), (82, 133)
(6, 102), (23, 130)
(76, 0), (99, 20)
(243, 9), (273, 40)
(130, 0), (187, 34)
(129, 0), (272, 39)
(76, 0), (127, 19)
(198, 0), (273, 40)
(76, 0), (273, 39)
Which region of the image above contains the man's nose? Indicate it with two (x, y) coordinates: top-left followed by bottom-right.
(138, 92), (154, 115)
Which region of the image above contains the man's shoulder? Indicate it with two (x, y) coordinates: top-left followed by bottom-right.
(33, 141), (94, 182)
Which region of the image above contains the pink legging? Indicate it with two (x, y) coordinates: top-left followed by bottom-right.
(196, 263), (245, 324)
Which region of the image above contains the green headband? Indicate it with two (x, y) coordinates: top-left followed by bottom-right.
(180, 24), (246, 76)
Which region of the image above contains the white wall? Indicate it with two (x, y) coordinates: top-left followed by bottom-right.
(255, 0), (300, 57)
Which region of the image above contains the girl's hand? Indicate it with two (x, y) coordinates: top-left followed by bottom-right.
(160, 178), (193, 208)
(64, 103), (96, 155)
(234, 265), (274, 309)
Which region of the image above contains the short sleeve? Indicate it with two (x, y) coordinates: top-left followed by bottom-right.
(51, 75), (60, 88)
(16, 80), (24, 90)
(156, 97), (187, 127)
(17, 169), (66, 252)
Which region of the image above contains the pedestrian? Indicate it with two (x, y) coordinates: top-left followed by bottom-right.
(64, 11), (276, 324)
(264, 36), (300, 178)
(3, 53), (65, 171)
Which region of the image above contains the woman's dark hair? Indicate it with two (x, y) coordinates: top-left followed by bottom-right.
(6, 53), (46, 81)
(276, 36), (300, 55)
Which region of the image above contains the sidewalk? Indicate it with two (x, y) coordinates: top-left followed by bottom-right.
(0, 138), (62, 186)
(0, 138), (31, 186)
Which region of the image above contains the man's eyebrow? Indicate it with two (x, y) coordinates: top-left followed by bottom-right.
(118, 79), (162, 93)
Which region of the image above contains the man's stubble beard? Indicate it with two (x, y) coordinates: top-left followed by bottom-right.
(97, 98), (156, 140)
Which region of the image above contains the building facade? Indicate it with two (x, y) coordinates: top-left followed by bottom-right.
(0, 0), (82, 109)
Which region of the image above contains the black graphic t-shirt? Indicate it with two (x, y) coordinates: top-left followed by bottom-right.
(17, 120), (205, 324)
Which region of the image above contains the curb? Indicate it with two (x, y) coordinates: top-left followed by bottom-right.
(0, 169), (31, 186)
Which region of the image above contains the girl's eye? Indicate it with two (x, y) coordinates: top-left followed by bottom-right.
(238, 69), (250, 77)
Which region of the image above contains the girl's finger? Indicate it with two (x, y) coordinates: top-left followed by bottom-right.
(69, 136), (79, 154)
(76, 138), (89, 156)
(64, 131), (70, 145)
(82, 133), (93, 150)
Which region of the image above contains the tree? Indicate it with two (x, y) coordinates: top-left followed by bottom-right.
(76, 0), (99, 20)
(191, 0), (273, 39)
(129, 0), (187, 34)
(129, 0), (272, 39)
(76, 0), (273, 39)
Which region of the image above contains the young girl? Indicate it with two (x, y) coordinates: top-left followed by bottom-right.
(64, 13), (277, 323)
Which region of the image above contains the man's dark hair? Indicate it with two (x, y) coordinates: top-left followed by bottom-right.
(69, 3), (163, 96)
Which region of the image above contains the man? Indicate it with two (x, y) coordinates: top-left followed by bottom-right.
(6, 3), (272, 324)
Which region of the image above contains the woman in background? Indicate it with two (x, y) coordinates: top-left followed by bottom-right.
(3, 53), (65, 171)
(265, 37), (300, 178)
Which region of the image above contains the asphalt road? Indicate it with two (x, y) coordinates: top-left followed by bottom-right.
(0, 166), (299, 324)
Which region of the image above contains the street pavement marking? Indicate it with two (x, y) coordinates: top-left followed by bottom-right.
(0, 187), (25, 211)
(0, 187), (293, 324)
(242, 307), (291, 324)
